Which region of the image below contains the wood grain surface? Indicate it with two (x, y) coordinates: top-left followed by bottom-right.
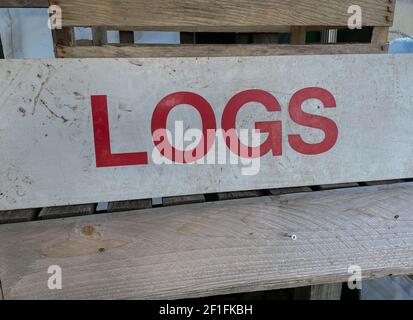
(1, 183), (413, 299)
(50, 0), (392, 30)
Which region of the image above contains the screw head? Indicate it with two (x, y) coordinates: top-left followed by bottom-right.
(286, 233), (297, 240)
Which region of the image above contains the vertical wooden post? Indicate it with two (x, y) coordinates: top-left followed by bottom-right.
(92, 27), (107, 46)
(52, 27), (75, 57)
(295, 283), (342, 300)
(290, 26), (306, 44)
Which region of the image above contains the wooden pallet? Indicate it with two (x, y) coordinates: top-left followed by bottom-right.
(1, 0), (409, 301)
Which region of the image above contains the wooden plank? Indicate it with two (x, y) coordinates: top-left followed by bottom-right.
(52, 27), (75, 46)
(107, 199), (152, 213)
(363, 179), (404, 186)
(216, 191), (263, 201)
(56, 43), (387, 58)
(92, 27), (107, 46)
(290, 27), (307, 45)
(52, 27), (75, 57)
(50, 0), (392, 30)
(372, 0), (394, 49)
(1, 54), (413, 210)
(1, 182), (413, 299)
(38, 204), (96, 219)
(162, 194), (205, 206)
(295, 284), (342, 300)
(318, 183), (360, 190)
(0, 0), (49, 7)
(372, 26), (390, 50)
(269, 187), (312, 195)
(0, 209), (37, 224)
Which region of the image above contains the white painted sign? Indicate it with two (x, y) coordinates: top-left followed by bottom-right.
(1, 54), (413, 210)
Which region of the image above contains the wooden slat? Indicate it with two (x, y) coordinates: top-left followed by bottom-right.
(0, 209), (37, 224)
(290, 26), (307, 45)
(0, 0), (49, 7)
(50, 0), (392, 30)
(363, 179), (404, 186)
(107, 199), (152, 213)
(269, 187), (312, 195)
(162, 194), (205, 206)
(1, 182), (413, 299)
(52, 27), (75, 57)
(92, 27), (108, 46)
(295, 283), (342, 300)
(318, 183), (360, 190)
(38, 204), (96, 219)
(216, 190), (263, 201)
(372, 26), (390, 46)
(56, 43), (387, 58)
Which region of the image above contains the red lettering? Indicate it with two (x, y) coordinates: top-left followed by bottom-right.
(221, 89), (282, 158)
(288, 87), (338, 155)
(91, 95), (148, 167)
(151, 92), (217, 163)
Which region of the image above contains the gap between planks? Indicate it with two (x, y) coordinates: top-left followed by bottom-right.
(0, 279), (4, 300)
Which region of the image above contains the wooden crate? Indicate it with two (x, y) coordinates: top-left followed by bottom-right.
(1, 0), (413, 301)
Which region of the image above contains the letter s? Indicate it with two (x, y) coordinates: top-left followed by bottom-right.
(288, 87), (338, 155)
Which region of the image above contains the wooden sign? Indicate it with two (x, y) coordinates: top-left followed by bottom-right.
(1, 54), (413, 210)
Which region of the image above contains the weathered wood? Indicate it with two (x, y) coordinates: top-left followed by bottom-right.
(0, 0), (49, 7)
(216, 190), (263, 201)
(53, 27), (75, 57)
(162, 194), (205, 206)
(372, 26), (390, 44)
(1, 54), (413, 210)
(0, 209), (37, 224)
(92, 27), (107, 46)
(107, 199), (152, 213)
(295, 283), (342, 300)
(75, 39), (93, 47)
(318, 183), (360, 190)
(363, 179), (404, 186)
(49, 0), (392, 30)
(39, 204), (96, 219)
(1, 183), (413, 299)
(52, 27), (75, 47)
(56, 43), (387, 58)
(290, 27), (307, 45)
(269, 187), (312, 195)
